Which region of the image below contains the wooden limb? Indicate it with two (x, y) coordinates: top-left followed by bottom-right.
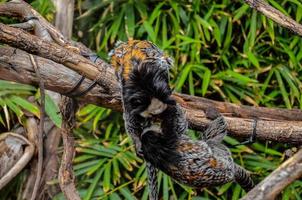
(59, 97), (81, 200)
(0, 47), (119, 110)
(52, 0), (75, 38)
(22, 117), (39, 200)
(0, 0), (68, 44)
(0, 132), (35, 190)
(1, 46), (302, 144)
(40, 126), (61, 198)
(0, 23), (119, 95)
(29, 54), (45, 200)
(244, 0), (302, 36)
(241, 148), (302, 200)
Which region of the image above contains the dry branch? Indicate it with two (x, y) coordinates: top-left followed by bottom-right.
(241, 148), (302, 200)
(59, 97), (81, 200)
(1, 46), (302, 144)
(244, 0), (302, 36)
(0, 0), (302, 144)
(0, 132), (35, 190)
(29, 54), (45, 200)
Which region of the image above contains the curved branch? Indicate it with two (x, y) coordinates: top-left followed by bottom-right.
(0, 1), (302, 144)
(244, 0), (302, 36)
(0, 132), (35, 190)
(241, 148), (302, 200)
(1, 46), (302, 144)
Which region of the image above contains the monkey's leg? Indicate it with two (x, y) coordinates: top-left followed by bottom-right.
(146, 162), (158, 200)
(234, 164), (254, 192)
(232, 118), (257, 147)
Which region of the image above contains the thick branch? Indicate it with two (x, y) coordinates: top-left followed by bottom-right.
(241, 148), (302, 200)
(0, 132), (35, 190)
(244, 0), (302, 36)
(0, 23), (119, 97)
(1, 46), (302, 144)
(0, 1), (302, 144)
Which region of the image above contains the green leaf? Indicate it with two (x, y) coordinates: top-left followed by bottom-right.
(275, 69), (291, 108)
(103, 163), (112, 192)
(201, 69), (211, 96)
(0, 80), (36, 91)
(45, 94), (62, 127)
(119, 187), (135, 200)
(125, 3), (135, 37)
(247, 51), (260, 69)
(176, 65), (192, 91)
(10, 96), (39, 117)
(84, 168), (103, 200)
(143, 21), (156, 42)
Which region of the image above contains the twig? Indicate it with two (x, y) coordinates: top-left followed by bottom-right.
(59, 97), (81, 200)
(244, 0), (302, 36)
(29, 54), (45, 200)
(0, 132), (35, 190)
(241, 148), (302, 200)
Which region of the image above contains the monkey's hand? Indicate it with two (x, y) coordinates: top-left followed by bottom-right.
(205, 107), (221, 120)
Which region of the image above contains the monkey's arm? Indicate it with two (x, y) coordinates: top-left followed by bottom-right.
(160, 104), (188, 137)
(123, 112), (146, 156)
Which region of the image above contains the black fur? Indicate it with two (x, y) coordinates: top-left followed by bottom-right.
(122, 58), (176, 116)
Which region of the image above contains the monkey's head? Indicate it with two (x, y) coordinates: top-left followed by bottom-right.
(110, 39), (173, 81)
(122, 58), (176, 118)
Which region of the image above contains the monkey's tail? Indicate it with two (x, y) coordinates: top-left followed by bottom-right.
(234, 164), (254, 192)
(146, 162), (158, 200)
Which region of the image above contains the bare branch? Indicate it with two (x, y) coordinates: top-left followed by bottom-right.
(0, 132), (35, 190)
(59, 97), (81, 200)
(52, 0), (74, 38)
(0, 1), (302, 145)
(1, 46), (302, 144)
(241, 148), (302, 200)
(244, 0), (302, 36)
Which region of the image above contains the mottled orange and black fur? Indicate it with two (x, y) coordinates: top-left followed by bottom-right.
(110, 40), (173, 82)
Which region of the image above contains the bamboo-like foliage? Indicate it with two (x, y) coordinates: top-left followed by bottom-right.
(0, 0), (302, 199)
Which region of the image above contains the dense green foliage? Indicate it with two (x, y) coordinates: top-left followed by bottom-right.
(1, 0), (302, 199)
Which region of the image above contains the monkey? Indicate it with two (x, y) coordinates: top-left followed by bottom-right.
(110, 39), (175, 156)
(110, 39), (176, 200)
(141, 104), (254, 192)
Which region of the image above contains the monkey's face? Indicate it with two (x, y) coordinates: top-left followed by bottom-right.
(122, 59), (176, 117)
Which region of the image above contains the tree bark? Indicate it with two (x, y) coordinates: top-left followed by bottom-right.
(1, 46), (302, 144)
(244, 0), (302, 36)
(241, 148), (302, 200)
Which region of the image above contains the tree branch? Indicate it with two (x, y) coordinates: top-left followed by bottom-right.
(1, 46), (302, 144)
(0, 1), (302, 145)
(59, 97), (81, 200)
(244, 0), (302, 36)
(0, 132), (35, 190)
(241, 148), (302, 200)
